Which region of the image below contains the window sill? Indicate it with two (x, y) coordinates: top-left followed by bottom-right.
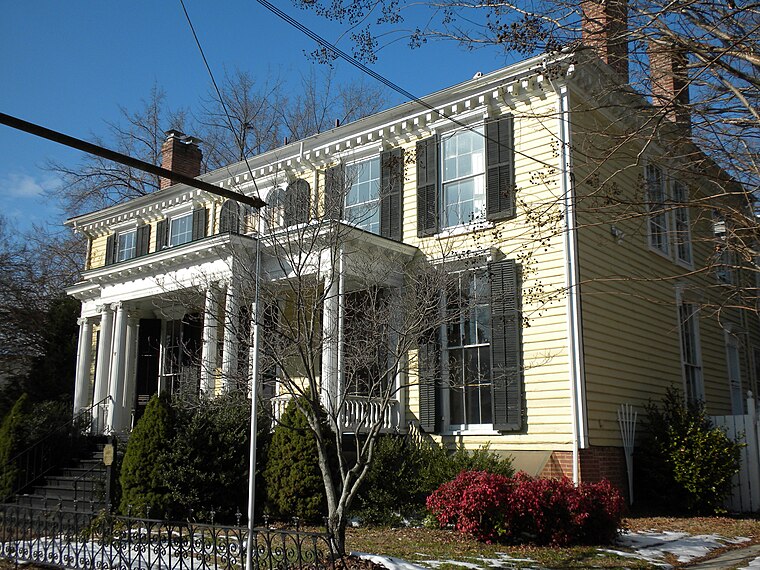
(675, 257), (694, 271)
(442, 426), (501, 436)
(647, 242), (671, 260)
(436, 219), (493, 239)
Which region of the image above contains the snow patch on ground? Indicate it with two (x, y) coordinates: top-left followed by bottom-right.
(354, 553), (430, 570)
(362, 532), (752, 570)
(603, 531), (751, 568)
(356, 552), (537, 570)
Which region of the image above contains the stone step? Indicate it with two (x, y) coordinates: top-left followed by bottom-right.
(16, 493), (106, 513)
(44, 474), (103, 489)
(31, 482), (102, 502)
(59, 462), (106, 479)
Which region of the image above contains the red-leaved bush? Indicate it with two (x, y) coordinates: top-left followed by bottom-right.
(425, 470), (512, 542)
(426, 471), (626, 545)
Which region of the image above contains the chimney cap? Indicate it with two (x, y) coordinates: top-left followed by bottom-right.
(164, 129), (186, 140)
(183, 135), (203, 146)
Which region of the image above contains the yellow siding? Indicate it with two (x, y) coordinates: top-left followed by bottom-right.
(571, 93), (760, 447)
(90, 235), (109, 269)
(399, 93), (575, 451)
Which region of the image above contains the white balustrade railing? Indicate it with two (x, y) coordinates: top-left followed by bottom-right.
(270, 395), (400, 432)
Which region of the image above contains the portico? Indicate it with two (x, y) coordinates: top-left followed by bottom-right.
(68, 232), (255, 433)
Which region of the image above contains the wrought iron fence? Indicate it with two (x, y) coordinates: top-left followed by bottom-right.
(0, 503), (336, 570)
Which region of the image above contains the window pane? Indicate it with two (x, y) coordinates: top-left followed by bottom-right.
(679, 302), (703, 404)
(646, 165), (669, 253)
(345, 158), (380, 234)
(170, 213), (193, 246)
(446, 269), (492, 427)
(673, 181), (692, 264)
(443, 176), (486, 227)
(117, 230), (136, 262)
(449, 349), (465, 425)
(443, 129), (484, 181)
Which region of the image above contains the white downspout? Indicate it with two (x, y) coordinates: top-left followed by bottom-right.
(557, 84), (588, 484)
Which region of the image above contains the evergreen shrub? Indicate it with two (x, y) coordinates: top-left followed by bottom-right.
(165, 394), (269, 521)
(636, 387), (741, 514)
(119, 394), (175, 517)
(426, 471), (625, 545)
(0, 394), (30, 498)
(353, 435), (514, 525)
(263, 398), (326, 522)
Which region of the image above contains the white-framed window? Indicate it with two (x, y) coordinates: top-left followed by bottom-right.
(444, 268), (492, 429)
(725, 331), (744, 414)
(116, 229), (137, 262)
(441, 126), (486, 229)
(345, 157), (381, 234)
(646, 164), (669, 255)
(678, 298), (704, 405)
(715, 246), (736, 284)
(169, 212), (194, 246)
(672, 181), (692, 265)
(265, 187), (286, 233)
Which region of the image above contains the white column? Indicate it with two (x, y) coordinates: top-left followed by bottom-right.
(221, 280), (240, 392)
(106, 302), (128, 433)
(73, 316), (93, 414)
(389, 289), (405, 430)
(321, 275), (339, 414)
(201, 285), (220, 395)
(93, 305), (114, 432)
(121, 316), (139, 430)
(157, 319), (169, 395)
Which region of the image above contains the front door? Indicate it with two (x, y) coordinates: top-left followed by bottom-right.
(133, 318), (161, 424)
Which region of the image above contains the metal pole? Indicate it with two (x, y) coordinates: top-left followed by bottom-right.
(246, 211), (263, 570)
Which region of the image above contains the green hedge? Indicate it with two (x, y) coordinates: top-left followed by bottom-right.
(119, 394), (175, 517)
(263, 398), (326, 522)
(0, 394), (30, 499)
(636, 387), (741, 514)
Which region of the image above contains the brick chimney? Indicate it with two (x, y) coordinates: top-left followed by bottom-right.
(649, 40), (690, 133)
(159, 129), (203, 190)
(581, 0), (629, 82)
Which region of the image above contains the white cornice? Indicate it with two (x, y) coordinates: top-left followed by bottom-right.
(66, 52), (575, 233)
(76, 233), (254, 286)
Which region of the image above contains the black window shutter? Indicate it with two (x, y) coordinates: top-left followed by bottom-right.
(486, 116), (515, 221)
(285, 179), (310, 226)
(192, 207), (208, 240)
(105, 234), (116, 265)
(416, 136), (439, 237)
(135, 225), (151, 257)
(380, 148), (404, 241)
(156, 219), (168, 250)
(324, 167), (344, 220)
(418, 339), (440, 433)
(219, 200), (240, 234)
(489, 258), (522, 431)
(298, 180), (311, 224)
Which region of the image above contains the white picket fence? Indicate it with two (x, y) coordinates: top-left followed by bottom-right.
(710, 394), (760, 513)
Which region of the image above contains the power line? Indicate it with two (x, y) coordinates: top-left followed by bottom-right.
(253, 0), (557, 171)
(179, 0), (263, 201)
(0, 112), (265, 210)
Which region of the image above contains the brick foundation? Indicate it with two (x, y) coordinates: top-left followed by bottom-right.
(539, 446), (629, 501)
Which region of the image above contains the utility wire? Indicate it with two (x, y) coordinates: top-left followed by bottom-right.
(253, 0), (557, 171)
(179, 0), (263, 201)
(0, 112), (265, 210)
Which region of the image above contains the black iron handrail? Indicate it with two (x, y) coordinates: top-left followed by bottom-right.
(1, 396), (112, 501)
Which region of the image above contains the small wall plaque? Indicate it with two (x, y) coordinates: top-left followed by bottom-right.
(103, 444), (115, 466)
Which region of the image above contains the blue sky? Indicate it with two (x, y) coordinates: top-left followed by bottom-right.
(0, 1), (519, 231)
